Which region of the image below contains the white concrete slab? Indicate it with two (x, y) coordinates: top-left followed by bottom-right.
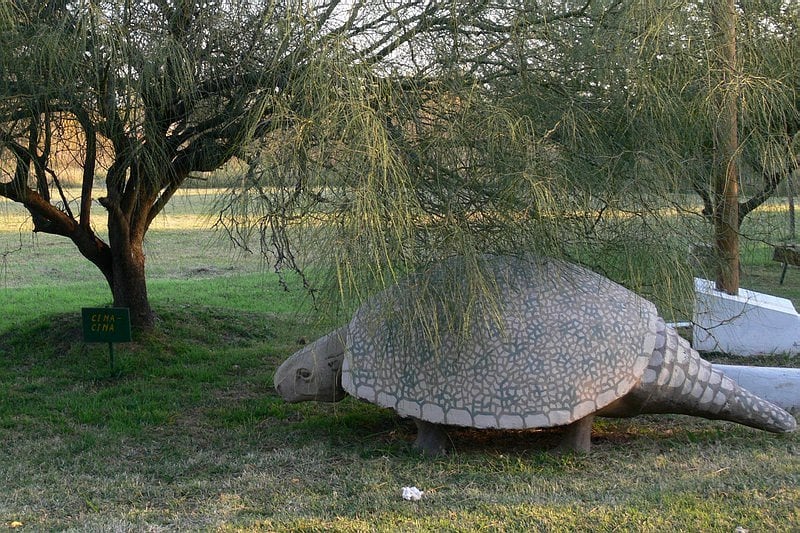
(692, 278), (800, 355)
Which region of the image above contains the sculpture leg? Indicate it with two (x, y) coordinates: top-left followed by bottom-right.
(557, 414), (594, 454)
(412, 418), (449, 456)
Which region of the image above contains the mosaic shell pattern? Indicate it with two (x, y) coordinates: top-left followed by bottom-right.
(341, 256), (660, 429)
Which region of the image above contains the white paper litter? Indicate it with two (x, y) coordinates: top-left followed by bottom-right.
(401, 486), (424, 501)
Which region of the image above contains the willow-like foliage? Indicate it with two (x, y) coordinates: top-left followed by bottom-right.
(219, 1), (702, 337)
(621, 1), (798, 224)
(488, 0), (799, 299)
(209, 1), (798, 340)
(219, 59), (574, 325)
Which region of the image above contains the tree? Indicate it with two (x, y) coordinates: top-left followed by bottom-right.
(0, 0), (447, 330)
(492, 0), (799, 294)
(220, 0), (702, 326)
(604, 1), (799, 292)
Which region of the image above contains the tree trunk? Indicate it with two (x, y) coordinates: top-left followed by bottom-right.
(789, 173), (796, 242)
(84, 230), (155, 332)
(109, 239), (155, 331)
(92, 196), (157, 332)
(711, 0), (740, 295)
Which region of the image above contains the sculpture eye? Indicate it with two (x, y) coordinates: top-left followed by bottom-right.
(296, 368), (312, 382)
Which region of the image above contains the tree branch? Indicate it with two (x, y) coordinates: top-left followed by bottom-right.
(74, 109), (97, 229)
(739, 158), (798, 225)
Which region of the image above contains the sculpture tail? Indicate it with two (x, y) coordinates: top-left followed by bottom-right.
(629, 321), (797, 433)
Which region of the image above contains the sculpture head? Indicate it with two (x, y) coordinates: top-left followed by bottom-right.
(274, 327), (348, 403)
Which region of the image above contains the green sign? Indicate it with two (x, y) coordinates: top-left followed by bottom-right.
(81, 307), (132, 344)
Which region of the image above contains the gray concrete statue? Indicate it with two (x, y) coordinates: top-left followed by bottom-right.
(274, 255), (797, 455)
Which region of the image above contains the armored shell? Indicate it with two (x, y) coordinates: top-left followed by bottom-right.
(341, 255), (660, 429)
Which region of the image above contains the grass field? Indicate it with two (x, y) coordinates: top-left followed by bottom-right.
(1, 191), (799, 531)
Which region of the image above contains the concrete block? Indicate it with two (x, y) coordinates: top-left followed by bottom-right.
(692, 278), (800, 356)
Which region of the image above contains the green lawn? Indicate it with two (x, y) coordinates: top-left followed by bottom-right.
(1, 194), (798, 531)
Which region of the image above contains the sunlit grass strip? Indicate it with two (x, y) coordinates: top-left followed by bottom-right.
(3, 204), (790, 246)
(0, 212), (219, 232)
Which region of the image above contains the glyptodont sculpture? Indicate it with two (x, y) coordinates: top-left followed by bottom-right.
(274, 255), (797, 455)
